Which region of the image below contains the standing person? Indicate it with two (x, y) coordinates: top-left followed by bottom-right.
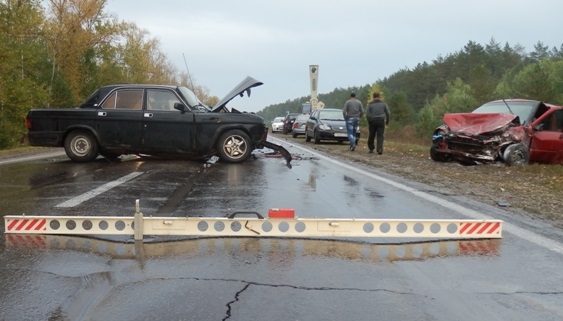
(342, 92), (364, 151)
(365, 92), (390, 154)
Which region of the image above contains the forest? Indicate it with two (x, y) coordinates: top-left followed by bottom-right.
(258, 40), (563, 141)
(0, 0), (200, 149)
(1, 0), (563, 149)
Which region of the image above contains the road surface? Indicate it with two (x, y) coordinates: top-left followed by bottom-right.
(0, 139), (562, 321)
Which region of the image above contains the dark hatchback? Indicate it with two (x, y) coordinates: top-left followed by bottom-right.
(282, 113), (301, 134)
(25, 77), (291, 164)
(304, 108), (360, 144)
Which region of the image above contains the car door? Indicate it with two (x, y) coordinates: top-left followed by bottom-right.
(96, 89), (144, 151)
(140, 89), (195, 153)
(306, 110), (320, 137)
(529, 109), (563, 163)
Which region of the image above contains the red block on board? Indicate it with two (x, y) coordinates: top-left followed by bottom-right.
(268, 208), (295, 218)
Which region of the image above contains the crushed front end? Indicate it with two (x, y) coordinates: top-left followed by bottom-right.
(430, 113), (530, 165)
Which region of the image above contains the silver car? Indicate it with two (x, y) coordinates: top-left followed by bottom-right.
(292, 114), (310, 138)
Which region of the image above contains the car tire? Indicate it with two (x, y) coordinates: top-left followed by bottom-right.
(216, 130), (252, 163)
(64, 130), (99, 162)
(430, 143), (451, 162)
(502, 143), (529, 166)
(292, 132), (298, 138)
(314, 130), (321, 144)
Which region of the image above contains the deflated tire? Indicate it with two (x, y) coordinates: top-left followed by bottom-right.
(502, 143), (529, 166)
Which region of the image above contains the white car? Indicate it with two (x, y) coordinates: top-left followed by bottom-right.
(271, 117), (285, 133)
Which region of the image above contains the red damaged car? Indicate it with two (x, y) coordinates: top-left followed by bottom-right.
(430, 99), (563, 165)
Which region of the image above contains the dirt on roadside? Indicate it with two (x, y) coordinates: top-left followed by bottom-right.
(279, 135), (563, 230)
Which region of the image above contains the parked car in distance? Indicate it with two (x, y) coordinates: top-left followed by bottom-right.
(430, 99), (563, 165)
(271, 117), (285, 133)
(305, 108), (360, 144)
(282, 113), (300, 134)
(25, 76), (291, 164)
(292, 114), (310, 138)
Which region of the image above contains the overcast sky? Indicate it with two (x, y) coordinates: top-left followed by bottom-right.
(104, 0), (563, 113)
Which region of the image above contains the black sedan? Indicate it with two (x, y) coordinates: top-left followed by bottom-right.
(25, 77), (291, 164)
(304, 108), (360, 144)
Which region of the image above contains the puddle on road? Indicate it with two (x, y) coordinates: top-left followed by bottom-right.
(5, 234), (501, 265)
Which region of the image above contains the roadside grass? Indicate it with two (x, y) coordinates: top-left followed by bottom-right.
(383, 128), (563, 193)
(518, 163), (563, 194)
(0, 146), (54, 158)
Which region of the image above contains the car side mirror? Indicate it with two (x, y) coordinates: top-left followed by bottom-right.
(174, 103), (188, 113)
(534, 123), (545, 131)
(310, 116), (317, 121)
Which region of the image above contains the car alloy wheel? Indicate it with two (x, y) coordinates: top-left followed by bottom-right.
(216, 130), (252, 163)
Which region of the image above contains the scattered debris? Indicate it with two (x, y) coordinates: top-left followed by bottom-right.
(496, 200), (511, 207)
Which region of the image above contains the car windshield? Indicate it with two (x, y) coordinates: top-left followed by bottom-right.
(178, 86), (210, 111)
(287, 114), (299, 120)
(319, 110), (344, 121)
(273, 117), (284, 122)
(472, 101), (538, 125)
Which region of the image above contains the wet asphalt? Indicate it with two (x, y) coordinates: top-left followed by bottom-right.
(0, 139), (562, 321)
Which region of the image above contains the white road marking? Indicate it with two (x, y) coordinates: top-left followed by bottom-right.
(272, 137), (563, 255)
(55, 172), (144, 208)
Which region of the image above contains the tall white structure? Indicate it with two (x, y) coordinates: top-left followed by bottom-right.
(308, 65), (324, 112)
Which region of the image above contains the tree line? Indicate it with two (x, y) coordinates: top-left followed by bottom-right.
(2, 1), (562, 149)
(0, 0), (217, 149)
(258, 39), (563, 142)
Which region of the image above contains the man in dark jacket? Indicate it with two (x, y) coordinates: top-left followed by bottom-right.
(342, 92), (364, 151)
(365, 92), (390, 154)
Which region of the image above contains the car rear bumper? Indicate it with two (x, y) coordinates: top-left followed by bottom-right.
(28, 131), (63, 147)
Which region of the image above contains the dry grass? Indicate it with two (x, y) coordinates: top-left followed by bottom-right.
(0, 146), (60, 161)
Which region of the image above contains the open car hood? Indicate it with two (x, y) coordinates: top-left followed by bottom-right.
(443, 113), (519, 135)
(211, 76), (263, 112)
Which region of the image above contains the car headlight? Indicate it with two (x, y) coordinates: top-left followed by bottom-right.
(319, 124), (331, 130)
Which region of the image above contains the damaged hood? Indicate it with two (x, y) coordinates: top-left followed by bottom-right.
(443, 113), (518, 135)
(211, 76), (263, 112)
